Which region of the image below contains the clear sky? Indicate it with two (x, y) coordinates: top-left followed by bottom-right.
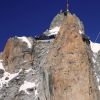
(0, 0), (100, 51)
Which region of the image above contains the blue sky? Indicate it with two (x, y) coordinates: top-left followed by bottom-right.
(0, 0), (100, 51)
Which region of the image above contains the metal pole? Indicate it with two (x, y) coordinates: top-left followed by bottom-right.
(67, 0), (69, 12)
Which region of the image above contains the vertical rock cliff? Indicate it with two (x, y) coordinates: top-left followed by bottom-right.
(44, 13), (97, 100)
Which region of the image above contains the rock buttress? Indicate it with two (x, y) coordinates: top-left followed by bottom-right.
(44, 13), (97, 100)
(2, 37), (34, 72)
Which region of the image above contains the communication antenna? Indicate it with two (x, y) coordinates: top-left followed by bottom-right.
(67, 0), (69, 12)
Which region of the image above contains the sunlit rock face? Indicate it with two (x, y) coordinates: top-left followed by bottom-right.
(2, 37), (34, 73)
(44, 13), (98, 100)
(0, 12), (99, 100)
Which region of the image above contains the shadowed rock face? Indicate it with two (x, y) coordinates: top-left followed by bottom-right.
(0, 12), (99, 100)
(44, 13), (98, 100)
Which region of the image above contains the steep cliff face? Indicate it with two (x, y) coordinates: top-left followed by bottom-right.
(44, 13), (98, 100)
(0, 12), (99, 100)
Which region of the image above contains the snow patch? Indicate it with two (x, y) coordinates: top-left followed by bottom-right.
(0, 69), (22, 89)
(25, 68), (33, 73)
(19, 81), (38, 96)
(97, 78), (100, 83)
(0, 60), (5, 71)
(38, 39), (53, 42)
(48, 27), (60, 36)
(98, 86), (100, 90)
(17, 36), (32, 48)
(90, 41), (100, 53)
(96, 75), (100, 83)
(79, 30), (84, 34)
(92, 54), (97, 64)
(0, 60), (3, 62)
(92, 57), (96, 63)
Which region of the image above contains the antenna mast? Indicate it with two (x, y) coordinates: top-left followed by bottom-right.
(67, 0), (69, 12)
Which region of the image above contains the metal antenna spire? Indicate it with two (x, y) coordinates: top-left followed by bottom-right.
(67, 0), (69, 12)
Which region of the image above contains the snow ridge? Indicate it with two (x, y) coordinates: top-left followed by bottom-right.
(17, 36), (32, 48)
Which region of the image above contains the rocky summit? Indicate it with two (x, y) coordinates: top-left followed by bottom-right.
(0, 12), (100, 100)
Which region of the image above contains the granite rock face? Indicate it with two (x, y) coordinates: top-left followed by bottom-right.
(3, 37), (34, 73)
(0, 12), (99, 100)
(44, 13), (98, 100)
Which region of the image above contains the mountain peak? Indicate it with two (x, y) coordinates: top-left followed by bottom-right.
(44, 12), (97, 100)
(0, 12), (100, 100)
